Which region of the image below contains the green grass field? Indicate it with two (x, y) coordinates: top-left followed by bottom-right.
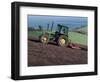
(28, 31), (43, 37)
(28, 31), (87, 45)
(69, 32), (87, 45)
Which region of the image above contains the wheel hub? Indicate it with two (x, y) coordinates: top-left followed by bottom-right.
(43, 37), (47, 41)
(60, 39), (65, 44)
(41, 37), (48, 43)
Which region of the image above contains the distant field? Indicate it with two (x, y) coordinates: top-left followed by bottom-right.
(77, 27), (87, 32)
(28, 31), (43, 37)
(28, 31), (87, 45)
(73, 26), (87, 34)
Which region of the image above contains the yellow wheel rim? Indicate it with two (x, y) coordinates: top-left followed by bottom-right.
(60, 39), (65, 45)
(41, 37), (48, 43)
(43, 37), (47, 41)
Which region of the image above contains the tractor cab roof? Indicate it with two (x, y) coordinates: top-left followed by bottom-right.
(57, 24), (69, 29)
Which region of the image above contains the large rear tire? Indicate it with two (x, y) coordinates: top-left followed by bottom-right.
(57, 35), (69, 47)
(40, 34), (49, 44)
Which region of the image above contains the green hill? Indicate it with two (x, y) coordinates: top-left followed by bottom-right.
(73, 26), (87, 34)
(69, 32), (87, 45)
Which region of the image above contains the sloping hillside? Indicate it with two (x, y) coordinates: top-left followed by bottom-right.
(73, 26), (87, 34)
(69, 32), (87, 45)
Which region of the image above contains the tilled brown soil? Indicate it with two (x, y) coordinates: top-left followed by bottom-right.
(28, 37), (87, 66)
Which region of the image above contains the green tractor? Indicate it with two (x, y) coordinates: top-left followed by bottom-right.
(39, 22), (69, 47)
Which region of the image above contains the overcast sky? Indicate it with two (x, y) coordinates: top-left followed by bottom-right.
(28, 15), (87, 30)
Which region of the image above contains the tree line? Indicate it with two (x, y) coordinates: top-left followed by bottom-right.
(28, 25), (43, 31)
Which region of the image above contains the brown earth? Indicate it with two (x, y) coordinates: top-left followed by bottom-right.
(28, 36), (88, 67)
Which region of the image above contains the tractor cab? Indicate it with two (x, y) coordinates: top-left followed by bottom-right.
(56, 24), (69, 36)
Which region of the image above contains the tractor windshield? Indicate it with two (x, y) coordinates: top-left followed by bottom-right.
(57, 24), (69, 35)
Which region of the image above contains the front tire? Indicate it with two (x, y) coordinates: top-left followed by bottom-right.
(40, 34), (49, 44)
